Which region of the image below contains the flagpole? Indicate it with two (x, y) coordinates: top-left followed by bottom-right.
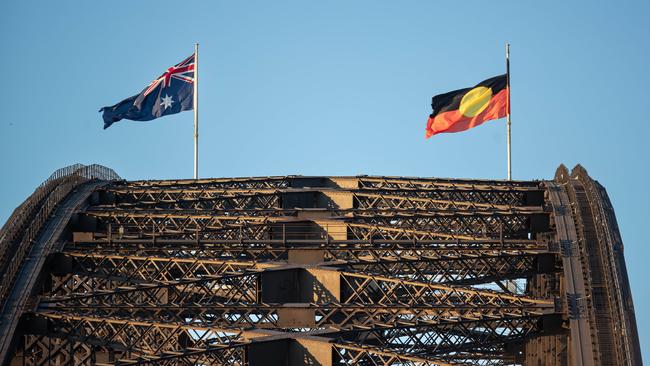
(193, 43), (199, 180)
(506, 43), (512, 181)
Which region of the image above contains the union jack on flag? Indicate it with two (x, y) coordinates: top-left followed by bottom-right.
(100, 53), (195, 129)
(143, 54), (195, 96)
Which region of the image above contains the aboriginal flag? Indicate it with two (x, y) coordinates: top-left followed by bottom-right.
(425, 74), (509, 138)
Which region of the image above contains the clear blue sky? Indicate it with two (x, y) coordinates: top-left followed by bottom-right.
(1, 0), (648, 358)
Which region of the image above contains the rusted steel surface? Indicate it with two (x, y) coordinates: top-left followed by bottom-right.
(0, 166), (641, 365)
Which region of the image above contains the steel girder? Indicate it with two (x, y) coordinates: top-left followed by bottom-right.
(80, 209), (542, 242)
(39, 267), (554, 326)
(49, 250), (544, 286)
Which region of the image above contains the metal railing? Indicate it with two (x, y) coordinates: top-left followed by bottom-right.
(39, 164), (120, 187)
(0, 164), (120, 310)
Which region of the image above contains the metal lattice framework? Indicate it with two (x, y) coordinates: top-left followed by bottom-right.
(0, 165), (641, 365)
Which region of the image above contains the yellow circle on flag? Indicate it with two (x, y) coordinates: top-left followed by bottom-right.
(459, 86), (493, 117)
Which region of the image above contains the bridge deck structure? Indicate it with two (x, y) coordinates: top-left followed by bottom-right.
(0, 164), (641, 365)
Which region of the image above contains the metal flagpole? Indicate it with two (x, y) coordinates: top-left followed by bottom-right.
(506, 43), (512, 181)
(193, 43), (199, 180)
(504, 45), (515, 293)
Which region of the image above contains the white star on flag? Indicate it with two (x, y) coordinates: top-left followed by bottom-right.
(160, 95), (174, 109)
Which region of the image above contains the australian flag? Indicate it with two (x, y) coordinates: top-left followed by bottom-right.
(100, 53), (195, 129)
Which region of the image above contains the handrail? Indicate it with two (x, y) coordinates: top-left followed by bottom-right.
(39, 163), (120, 187)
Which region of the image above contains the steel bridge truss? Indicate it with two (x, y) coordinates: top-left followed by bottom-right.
(0, 168), (641, 365)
